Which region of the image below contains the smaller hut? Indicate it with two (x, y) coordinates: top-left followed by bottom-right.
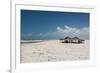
(60, 36), (71, 43)
(64, 37), (72, 43)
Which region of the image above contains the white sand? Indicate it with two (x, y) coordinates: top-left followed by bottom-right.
(21, 40), (89, 63)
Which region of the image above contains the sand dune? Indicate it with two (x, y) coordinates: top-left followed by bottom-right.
(21, 40), (89, 63)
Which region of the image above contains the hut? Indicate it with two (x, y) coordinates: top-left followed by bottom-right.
(71, 37), (84, 43)
(64, 37), (72, 43)
(60, 36), (71, 43)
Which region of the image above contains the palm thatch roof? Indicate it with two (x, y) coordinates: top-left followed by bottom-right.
(64, 36), (71, 39)
(72, 37), (80, 40)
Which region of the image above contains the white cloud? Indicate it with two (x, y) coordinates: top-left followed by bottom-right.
(43, 25), (89, 40)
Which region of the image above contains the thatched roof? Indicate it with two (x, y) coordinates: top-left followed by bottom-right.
(72, 37), (81, 40)
(64, 36), (71, 39)
(73, 37), (79, 39)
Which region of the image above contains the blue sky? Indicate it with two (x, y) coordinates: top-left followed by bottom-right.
(21, 10), (89, 40)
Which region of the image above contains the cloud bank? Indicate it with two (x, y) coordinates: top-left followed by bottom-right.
(43, 25), (89, 40)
